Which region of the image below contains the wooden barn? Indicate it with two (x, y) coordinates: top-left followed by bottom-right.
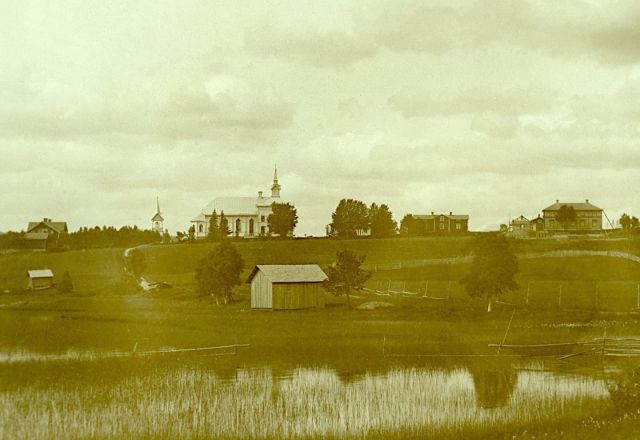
(26, 269), (54, 290)
(246, 265), (328, 310)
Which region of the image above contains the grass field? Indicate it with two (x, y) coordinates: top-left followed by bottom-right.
(1, 236), (639, 439)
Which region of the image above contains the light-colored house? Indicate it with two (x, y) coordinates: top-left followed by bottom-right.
(191, 168), (286, 238)
(246, 265), (328, 310)
(26, 269), (54, 290)
(542, 200), (603, 232)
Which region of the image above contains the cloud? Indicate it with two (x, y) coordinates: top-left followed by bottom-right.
(245, 22), (378, 68)
(388, 88), (555, 119)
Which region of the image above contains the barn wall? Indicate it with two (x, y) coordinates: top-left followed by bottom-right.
(30, 277), (53, 290)
(250, 271), (272, 308)
(272, 282), (324, 310)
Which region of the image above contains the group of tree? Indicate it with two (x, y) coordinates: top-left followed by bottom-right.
(0, 226), (161, 251)
(619, 213), (639, 231)
(207, 210), (231, 241)
(329, 199), (397, 238)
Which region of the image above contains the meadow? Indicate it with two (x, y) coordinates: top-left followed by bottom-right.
(1, 236), (639, 438)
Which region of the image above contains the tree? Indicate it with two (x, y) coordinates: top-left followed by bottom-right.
(369, 203), (397, 237)
(268, 202), (298, 238)
(555, 205), (577, 231)
(329, 199), (370, 238)
(208, 210), (221, 241)
(461, 234), (519, 312)
(620, 213), (639, 231)
(188, 225), (196, 242)
(219, 211), (230, 239)
(162, 230), (171, 243)
(58, 271), (74, 293)
(324, 249), (371, 308)
(124, 248), (147, 279)
(195, 241), (244, 304)
(399, 214), (424, 236)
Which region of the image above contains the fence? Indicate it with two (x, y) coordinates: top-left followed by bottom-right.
(362, 279), (640, 312)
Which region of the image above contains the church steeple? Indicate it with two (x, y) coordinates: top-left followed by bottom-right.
(270, 165), (281, 198)
(152, 196), (164, 233)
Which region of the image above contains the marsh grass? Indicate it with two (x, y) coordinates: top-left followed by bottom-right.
(0, 366), (610, 440)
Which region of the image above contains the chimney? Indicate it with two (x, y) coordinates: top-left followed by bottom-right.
(449, 211), (453, 215)
(258, 191), (263, 198)
(431, 211), (434, 215)
(585, 199), (589, 203)
(556, 199), (559, 203)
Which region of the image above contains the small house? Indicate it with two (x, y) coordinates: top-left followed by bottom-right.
(26, 269), (54, 290)
(413, 212), (469, 234)
(246, 265), (328, 310)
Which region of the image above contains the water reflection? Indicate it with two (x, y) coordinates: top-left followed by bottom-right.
(469, 361), (518, 408)
(0, 358), (614, 439)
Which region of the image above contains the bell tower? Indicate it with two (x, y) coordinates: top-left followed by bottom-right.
(270, 165), (281, 198)
(151, 197), (164, 234)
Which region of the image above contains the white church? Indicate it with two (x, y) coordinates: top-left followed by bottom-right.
(191, 168), (286, 238)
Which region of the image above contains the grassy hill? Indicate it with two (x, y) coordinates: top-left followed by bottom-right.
(0, 236), (637, 296)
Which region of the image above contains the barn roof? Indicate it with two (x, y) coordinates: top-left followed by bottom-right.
(27, 269), (54, 279)
(246, 265), (328, 284)
(542, 201), (602, 211)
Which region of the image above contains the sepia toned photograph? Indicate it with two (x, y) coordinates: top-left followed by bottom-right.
(1, 1), (640, 439)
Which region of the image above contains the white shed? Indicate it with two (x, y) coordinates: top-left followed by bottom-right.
(26, 269), (54, 290)
(246, 265), (327, 310)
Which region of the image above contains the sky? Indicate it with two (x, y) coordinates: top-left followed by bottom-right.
(1, 0), (639, 235)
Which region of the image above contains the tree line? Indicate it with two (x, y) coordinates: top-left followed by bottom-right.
(0, 226), (161, 251)
(328, 199), (397, 238)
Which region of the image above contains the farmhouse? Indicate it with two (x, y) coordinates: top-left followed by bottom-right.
(191, 168), (286, 238)
(542, 200), (603, 232)
(26, 269), (54, 290)
(413, 212), (469, 234)
(247, 265), (327, 310)
(25, 218), (68, 249)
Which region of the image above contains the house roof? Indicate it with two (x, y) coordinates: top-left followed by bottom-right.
(27, 220), (68, 234)
(27, 269), (54, 279)
(542, 201), (602, 212)
(246, 264), (328, 284)
(414, 214), (469, 221)
(25, 232), (49, 241)
(511, 215), (530, 223)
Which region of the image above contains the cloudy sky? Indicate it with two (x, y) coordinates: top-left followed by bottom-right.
(2, 0), (639, 235)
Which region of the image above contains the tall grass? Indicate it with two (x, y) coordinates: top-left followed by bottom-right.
(0, 366), (610, 439)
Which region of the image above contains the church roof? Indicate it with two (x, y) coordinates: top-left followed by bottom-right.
(152, 212), (164, 221)
(199, 196), (281, 216)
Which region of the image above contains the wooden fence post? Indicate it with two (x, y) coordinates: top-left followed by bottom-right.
(387, 280), (391, 294)
(402, 281), (406, 293)
(526, 282), (530, 305)
(558, 284), (562, 307)
(637, 284), (639, 309)
(424, 281), (429, 297)
(447, 281), (452, 299)
(595, 282), (599, 311)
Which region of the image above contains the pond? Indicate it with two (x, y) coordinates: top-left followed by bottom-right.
(0, 354), (619, 439)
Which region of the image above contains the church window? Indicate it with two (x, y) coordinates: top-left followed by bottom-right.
(249, 219), (255, 235)
(198, 224), (203, 233)
(261, 215), (265, 222)
(235, 219), (241, 233)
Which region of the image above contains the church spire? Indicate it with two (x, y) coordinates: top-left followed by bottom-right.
(156, 196), (161, 215)
(271, 165), (281, 198)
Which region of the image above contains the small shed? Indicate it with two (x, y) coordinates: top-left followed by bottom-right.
(26, 269), (54, 290)
(246, 265), (328, 310)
